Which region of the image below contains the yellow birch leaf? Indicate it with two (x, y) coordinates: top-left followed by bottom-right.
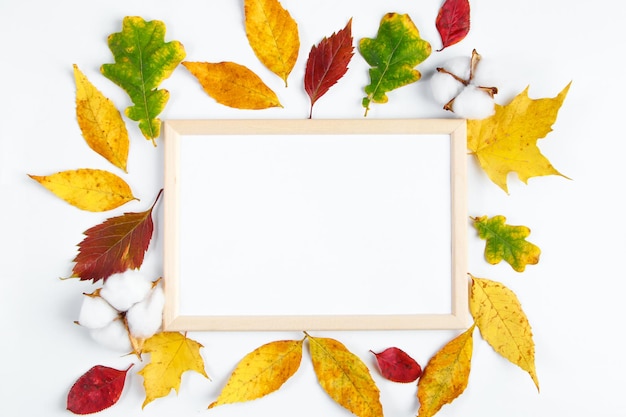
(417, 325), (475, 417)
(209, 339), (303, 408)
(467, 82), (571, 193)
(469, 275), (539, 390)
(244, 0), (299, 86)
(138, 332), (208, 408)
(28, 168), (136, 212)
(73, 64), (129, 173)
(183, 61), (282, 110)
(307, 334), (383, 417)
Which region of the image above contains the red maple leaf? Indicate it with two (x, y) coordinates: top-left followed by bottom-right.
(370, 347), (422, 383)
(304, 18), (354, 118)
(67, 364), (133, 414)
(436, 0), (471, 51)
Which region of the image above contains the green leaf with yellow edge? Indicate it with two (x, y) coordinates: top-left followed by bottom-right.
(467, 82), (571, 193)
(473, 215), (540, 272)
(417, 325), (475, 417)
(469, 275), (539, 391)
(359, 13), (431, 116)
(209, 339), (303, 409)
(139, 332), (208, 408)
(101, 16), (186, 145)
(307, 333), (383, 417)
(73, 64), (129, 173)
(182, 61), (282, 110)
(28, 168), (136, 212)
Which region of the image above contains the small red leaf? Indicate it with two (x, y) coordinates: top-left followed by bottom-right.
(67, 364), (133, 414)
(304, 18), (354, 118)
(370, 347), (422, 383)
(435, 0), (471, 51)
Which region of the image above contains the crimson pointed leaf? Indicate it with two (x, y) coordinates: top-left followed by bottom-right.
(370, 347), (422, 383)
(67, 364), (133, 414)
(304, 18), (354, 118)
(436, 0), (471, 51)
(72, 189), (162, 283)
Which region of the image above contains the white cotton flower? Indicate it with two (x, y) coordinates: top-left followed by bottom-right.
(89, 319), (132, 352)
(100, 270), (153, 312)
(452, 85), (496, 119)
(430, 71), (465, 106)
(126, 283), (165, 339)
(78, 294), (120, 329)
(442, 56), (471, 80)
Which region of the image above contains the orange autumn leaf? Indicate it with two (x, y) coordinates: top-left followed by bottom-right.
(183, 61), (282, 110)
(209, 339), (303, 408)
(417, 325), (475, 417)
(470, 275), (539, 390)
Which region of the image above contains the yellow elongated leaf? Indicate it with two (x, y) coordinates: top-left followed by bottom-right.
(28, 168), (136, 212)
(139, 332), (208, 408)
(209, 339), (303, 408)
(244, 0), (299, 86)
(307, 334), (383, 417)
(417, 325), (475, 417)
(470, 275), (539, 390)
(73, 64), (129, 173)
(183, 61), (282, 110)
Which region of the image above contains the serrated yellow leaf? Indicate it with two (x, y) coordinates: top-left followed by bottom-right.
(139, 332), (208, 408)
(417, 325), (474, 417)
(183, 61), (282, 110)
(469, 275), (539, 390)
(209, 339), (303, 408)
(28, 168), (136, 212)
(244, 0), (299, 86)
(73, 64), (129, 173)
(467, 82), (571, 193)
(307, 334), (383, 417)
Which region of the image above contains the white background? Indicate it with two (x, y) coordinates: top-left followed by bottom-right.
(1, 0), (624, 416)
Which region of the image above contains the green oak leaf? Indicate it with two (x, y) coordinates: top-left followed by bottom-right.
(358, 13), (431, 116)
(473, 215), (541, 272)
(101, 16), (186, 145)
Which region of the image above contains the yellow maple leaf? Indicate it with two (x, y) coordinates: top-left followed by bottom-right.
(138, 332), (208, 408)
(469, 275), (539, 390)
(307, 334), (383, 417)
(73, 64), (129, 173)
(182, 61), (282, 110)
(417, 325), (475, 417)
(28, 168), (136, 211)
(209, 339), (303, 408)
(467, 82), (571, 193)
(244, 0), (299, 86)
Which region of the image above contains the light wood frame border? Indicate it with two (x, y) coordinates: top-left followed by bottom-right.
(162, 119), (468, 331)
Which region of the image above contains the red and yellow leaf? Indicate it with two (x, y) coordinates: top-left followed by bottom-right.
(436, 0), (471, 51)
(370, 347), (422, 383)
(67, 364), (133, 415)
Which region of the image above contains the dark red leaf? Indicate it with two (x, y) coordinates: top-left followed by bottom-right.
(435, 0), (471, 51)
(370, 347), (422, 383)
(72, 189), (162, 283)
(304, 18), (354, 118)
(67, 364), (133, 414)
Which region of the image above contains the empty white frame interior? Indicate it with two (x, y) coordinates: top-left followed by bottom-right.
(163, 119), (467, 331)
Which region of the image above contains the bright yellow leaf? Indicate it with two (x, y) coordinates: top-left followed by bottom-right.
(417, 325), (475, 417)
(73, 64), (129, 172)
(138, 332), (208, 408)
(467, 82), (571, 193)
(183, 61), (282, 110)
(244, 0), (299, 86)
(209, 339), (303, 408)
(469, 275), (539, 390)
(307, 334), (383, 417)
(28, 168), (136, 212)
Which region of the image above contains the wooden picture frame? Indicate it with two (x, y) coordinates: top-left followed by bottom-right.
(162, 119), (468, 331)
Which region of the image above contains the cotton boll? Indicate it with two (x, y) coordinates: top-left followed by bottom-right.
(443, 56), (471, 79)
(89, 319), (132, 352)
(452, 85), (496, 119)
(126, 283), (165, 339)
(430, 71), (465, 106)
(78, 295), (120, 329)
(100, 270), (153, 312)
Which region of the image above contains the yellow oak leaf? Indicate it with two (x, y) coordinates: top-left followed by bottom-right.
(469, 275), (539, 391)
(244, 0), (299, 86)
(209, 339), (303, 408)
(28, 168), (136, 212)
(307, 334), (383, 417)
(73, 64), (129, 173)
(417, 325), (475, 417)
(182, 61), (282, 110)
(138, 332), (208, 408)
(467, 82), (571, 193)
